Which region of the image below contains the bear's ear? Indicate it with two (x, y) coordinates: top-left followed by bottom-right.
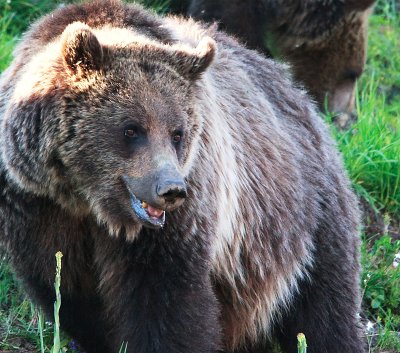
(345, 0), (376, 11)
(169, 37), (216, 80)
(61, 22), (104, 77)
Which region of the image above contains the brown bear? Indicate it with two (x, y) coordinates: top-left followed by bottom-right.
(188, 0), (376, 127)
(0, 1), (364, 353)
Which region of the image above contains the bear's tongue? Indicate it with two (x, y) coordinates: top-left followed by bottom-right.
(146, 205), (164, 219)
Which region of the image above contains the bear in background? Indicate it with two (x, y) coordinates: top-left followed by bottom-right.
(0, 1), (364, 353)
(189, 0), (376, 127)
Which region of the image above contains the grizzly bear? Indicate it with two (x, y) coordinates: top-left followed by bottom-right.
(189, 0), (376, 127)
(0, 1), (364, 353)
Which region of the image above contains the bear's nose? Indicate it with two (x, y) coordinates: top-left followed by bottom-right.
(156, 180), (187, 203)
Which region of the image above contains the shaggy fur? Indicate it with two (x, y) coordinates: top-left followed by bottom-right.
(0, 1), (364, 353)
(189, 0), (376, 125)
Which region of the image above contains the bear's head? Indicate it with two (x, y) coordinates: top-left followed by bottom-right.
(271, 0), (376, 126)
(1, 22), (216, 239)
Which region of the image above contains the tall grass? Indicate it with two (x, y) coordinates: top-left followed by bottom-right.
(0, 0), (64, 71)
(334, 4), (400, 349)
(335, 79), (400, 216)
(334, 6), (400, 218)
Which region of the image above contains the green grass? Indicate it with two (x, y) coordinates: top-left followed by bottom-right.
(334, 80), (400, 216)
(0, 260), (53, 351)
(334, 3), (400, 349)
(0, 0), (399, 352)
(336, 2), (400, 349)
(0, 0), (65, 72)
(334, 6), (400, 217)
(362, 234), (400, 351)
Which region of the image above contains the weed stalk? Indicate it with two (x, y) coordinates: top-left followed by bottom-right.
(297, 333), (307, 353)
(52, 251), (63, 353)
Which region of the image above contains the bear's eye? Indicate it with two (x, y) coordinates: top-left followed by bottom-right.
(124, 127), (138, 139)
(123, 125), (146, 148)
(172, 131), (183, 144)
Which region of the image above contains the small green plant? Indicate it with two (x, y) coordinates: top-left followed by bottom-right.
(362, 234), (400, 350)
(38, 308), (45, 353)
(52, 251), (63, 353)
(362, 235), (400, 316)
(297, 333), (307, 353)
(119, 342), (129, 353)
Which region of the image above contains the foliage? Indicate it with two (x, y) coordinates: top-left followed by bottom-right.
(362, 235), (400, 315)
(333, 5), (400, 218)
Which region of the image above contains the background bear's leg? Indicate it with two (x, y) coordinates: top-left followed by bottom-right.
(93, 228), (221, 353)
(276, 227), (365, 353)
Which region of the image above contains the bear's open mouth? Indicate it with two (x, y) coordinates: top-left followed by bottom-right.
(129, 192), (166, 229)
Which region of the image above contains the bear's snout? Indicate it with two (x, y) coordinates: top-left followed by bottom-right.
(122, 166), (186, 228)
(153, 165), (187, 210)
(123, 163), (186, 216)
(156, 178), (187, 204)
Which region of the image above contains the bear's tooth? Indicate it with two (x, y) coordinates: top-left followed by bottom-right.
(142, 201), (148, 209)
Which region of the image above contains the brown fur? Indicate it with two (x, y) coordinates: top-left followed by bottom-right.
(0, 1), (364, 353)
(189, 0), (376, 125)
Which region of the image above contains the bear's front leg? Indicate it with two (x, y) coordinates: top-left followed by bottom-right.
(276, 221), (365, 353)
(93, 228), (221, 353)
